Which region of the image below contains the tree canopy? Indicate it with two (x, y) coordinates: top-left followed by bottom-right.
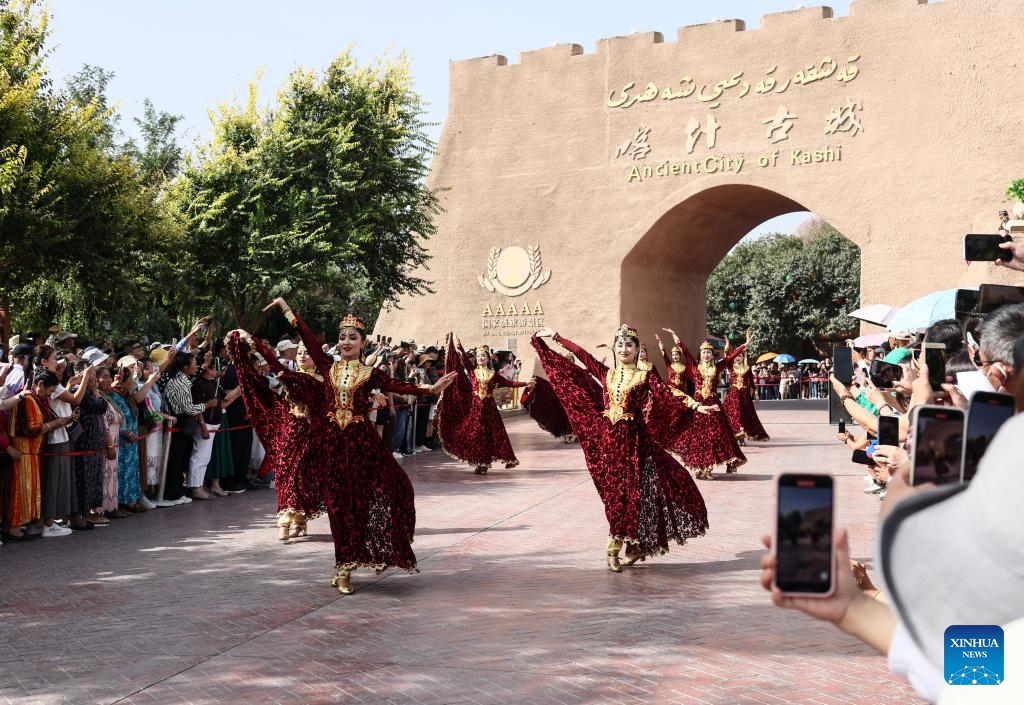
(706, 223), (860, 356)
(0, 0), (440, 344)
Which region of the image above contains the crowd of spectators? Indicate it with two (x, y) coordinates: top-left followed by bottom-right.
(0, 318), (529, 547)
(762, 236), (1024, 703)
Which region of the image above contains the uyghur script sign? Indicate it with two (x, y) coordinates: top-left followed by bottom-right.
(606, 55), (861, 111)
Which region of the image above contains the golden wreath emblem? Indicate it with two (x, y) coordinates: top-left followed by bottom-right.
(477, 245), (551, 296)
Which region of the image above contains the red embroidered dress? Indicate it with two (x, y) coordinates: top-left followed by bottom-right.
(532, 334), (708, 560)
(288, 310), (434, 574)
(721, 352), (770, 442)
(662, 340), (747, 475)
(436, 337), (528, 469)
(227, 332), (329, 520)
(520, 377), (574, 440)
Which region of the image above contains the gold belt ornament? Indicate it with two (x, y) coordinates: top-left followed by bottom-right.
(329, 408), (365, 429)
(602, 406), (634, 425)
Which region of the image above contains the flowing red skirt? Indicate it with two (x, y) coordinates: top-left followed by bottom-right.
(722, 386), (770, 441)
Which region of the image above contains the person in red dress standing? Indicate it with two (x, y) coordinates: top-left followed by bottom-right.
(263, 298), (454, 594)
(721, 343), (770, 445)
(655, 329), (748, 479)
(532, 325), (714, 572)
(436, 333), (533, 475)
(226, 331), (330, 541)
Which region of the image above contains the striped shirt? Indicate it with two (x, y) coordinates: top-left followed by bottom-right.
(164, 372), (204, 416)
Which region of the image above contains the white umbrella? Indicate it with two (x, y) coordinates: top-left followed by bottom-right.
(847, 303), (896, 326)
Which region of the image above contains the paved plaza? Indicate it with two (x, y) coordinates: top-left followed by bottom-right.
(1, 406), (918, 705)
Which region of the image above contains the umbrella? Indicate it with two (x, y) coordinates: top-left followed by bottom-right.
(798, 358), (819, 365)
(755, 352), (778, 363)
(887, 288), (976, 331)
(848, 303), (897, 326)
(853, 333), (887, 348)
(774, 353), (796, 364)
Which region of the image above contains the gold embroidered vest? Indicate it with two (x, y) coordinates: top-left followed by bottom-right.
(328, 359), (373, 429)
(697, 361), (717, 398)
(669, 361), (687, 387)
(474, 367), (495, 399)
(602, 364), (646, 424)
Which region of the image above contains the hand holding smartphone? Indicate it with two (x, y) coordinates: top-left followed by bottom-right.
(922, 343), (947, 392)
(774, 474), (835, 596)
(909, 405), (964, 486)
(962, 392), (1014, 482)
(832, 346), (853, 386)
(964, 233), (1013, 262)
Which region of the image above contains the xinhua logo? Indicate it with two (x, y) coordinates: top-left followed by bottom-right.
(944, 625), (1004, 686)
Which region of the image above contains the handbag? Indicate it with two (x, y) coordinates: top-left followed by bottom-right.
(176, 413), (199, 436)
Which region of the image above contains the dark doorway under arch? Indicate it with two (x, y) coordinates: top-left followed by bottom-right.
(621, 184), (809, 350)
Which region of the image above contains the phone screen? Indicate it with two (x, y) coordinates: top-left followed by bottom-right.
(869, 359), (902, 388)
(977, 284), (1024, 315)
(838, 420), (846, 435)
(775, 474), (834, 595)
(911, 406), (964, 486)
(877, 415), (900, 447)
(962, 392), (1015, 482)
(955, 288), (980, 316)
(832, 346), (853, 386)
(924, 345), (946, 391)
(964, 234), (1012, 262)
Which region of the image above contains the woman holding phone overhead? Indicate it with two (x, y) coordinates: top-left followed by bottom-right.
(262, 298), (455, 595)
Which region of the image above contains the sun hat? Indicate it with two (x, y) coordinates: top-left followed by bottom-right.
(879, 412), (1024, 671)
(882, 347), (913, 365)
(82, 348), (108, 368)
(276, 339), (298, 353)
(149, 348), (170, 365)
(117, 354), (139, 369)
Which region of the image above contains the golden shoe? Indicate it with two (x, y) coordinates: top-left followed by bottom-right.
(331, 569), (354, 594)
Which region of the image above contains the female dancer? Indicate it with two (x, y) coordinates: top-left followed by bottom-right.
(656, 329), (748, 478)
(721, 343), (770, 444)
(520, 376), (575, 443)
(263, 298), (455, 594)
(226, 332), (330, 541)
(436, 334), (532, 475)
(636, 344), (654, 373)
(532, 325), (714, 571)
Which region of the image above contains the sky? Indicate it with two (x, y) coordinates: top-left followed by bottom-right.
(44, 1), (856, 238)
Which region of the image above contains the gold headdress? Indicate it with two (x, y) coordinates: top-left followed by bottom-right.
(338, 313), (365, 331)
(699, 341), (714, 352)
(614, 324), (640, 343)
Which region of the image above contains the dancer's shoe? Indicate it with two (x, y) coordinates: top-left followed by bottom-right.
(277, 510), (293, 541)
(331, 569), (354, 594)
(622, 553), (645, 567)
(605, 537), (622, 573)
(473, 465), (488, 475)
(290, 514), (308, 538)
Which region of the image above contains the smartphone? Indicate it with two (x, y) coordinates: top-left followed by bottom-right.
(955, 288), (980, 317)
(964, 233), (1013, 262)
(869, 359), (903, 389)
(923, 343), (946, 391)
(961, 392), (1015, 482)
(909, 405), (964, 486)
(977, 284), (1024, 315)
(851, 449), (875, 466)
(774, 474), (834, 596)
(838, 420), (846, 435)
(877, 414), (900, 447)
(832, 346), (853, 386)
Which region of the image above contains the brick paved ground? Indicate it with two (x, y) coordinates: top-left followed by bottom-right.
(1, 406), (919, 705)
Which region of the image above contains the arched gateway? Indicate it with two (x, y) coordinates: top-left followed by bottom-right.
(376, 0), (1022, 365)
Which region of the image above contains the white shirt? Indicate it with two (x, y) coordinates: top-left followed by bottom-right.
(49, 384), (71, 444)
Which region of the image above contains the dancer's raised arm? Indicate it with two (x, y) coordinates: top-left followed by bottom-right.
(264, 297), (332, 377)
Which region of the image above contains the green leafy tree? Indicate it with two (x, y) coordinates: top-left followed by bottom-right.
(0, 0), (183, 342)
(171, 49), (440, 332)
(707, 224), (860, 356)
